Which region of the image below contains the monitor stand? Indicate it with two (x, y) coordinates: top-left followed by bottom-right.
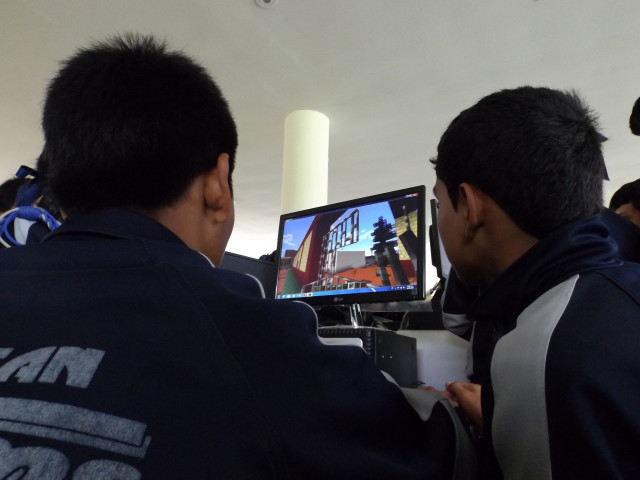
(348, 304), (363, 327)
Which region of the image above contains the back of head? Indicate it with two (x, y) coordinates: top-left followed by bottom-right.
(0, 177), (29, 213)
(629, 97), (640, 136)
(433, 86), (605, 238)
(42, 33), (237, 214)
(609, 178), (640, 210)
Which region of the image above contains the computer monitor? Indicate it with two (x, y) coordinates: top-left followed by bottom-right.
(219, 252), (277, 298)
(274, 185), (426, 323)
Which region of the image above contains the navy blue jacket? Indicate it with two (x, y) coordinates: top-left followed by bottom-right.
(0, 209), (456, 479)
(444, 216), (640, 479)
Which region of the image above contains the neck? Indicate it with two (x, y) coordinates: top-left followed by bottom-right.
(132, 177), (208, 254)
(476, 206), (539, 291)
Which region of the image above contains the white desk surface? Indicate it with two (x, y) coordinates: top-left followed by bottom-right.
(397, 330), (469, 390)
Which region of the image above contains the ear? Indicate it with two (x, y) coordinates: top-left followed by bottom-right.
(458, 183), (484, 240)
(203, 153), (233, 223)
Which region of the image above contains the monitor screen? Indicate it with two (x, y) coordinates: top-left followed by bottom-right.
(274, 185), (426, 306)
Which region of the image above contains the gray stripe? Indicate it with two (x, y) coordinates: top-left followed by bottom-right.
(0, 397), (151, 458)
(442, 311), (473, 337)
(491, 275), (578, 480)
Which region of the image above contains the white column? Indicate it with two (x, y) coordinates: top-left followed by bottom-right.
(281, 110), (329, 214)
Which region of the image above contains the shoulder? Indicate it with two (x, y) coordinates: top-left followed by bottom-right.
(557, 264), (640, 327)
(524, 264), (640, 326)
(161, 247), (268, 300)
(540, 267), (640, 386)
(162, 246), (318, 322)
(594, 262), (640, 304)
(494, 268), (640, 378)
(526, 266), (640, 344)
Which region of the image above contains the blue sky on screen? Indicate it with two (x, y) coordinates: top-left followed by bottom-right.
(280, 201), (395, 256)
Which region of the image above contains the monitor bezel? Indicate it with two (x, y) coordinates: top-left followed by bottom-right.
(274, 185), (427, 306)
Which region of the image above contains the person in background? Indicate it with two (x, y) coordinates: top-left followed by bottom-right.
(599, 178), (640, 263)
(0, 176), (28, 214)
(0, 162), (61, 247)
(0, 33), (470, 478)
(431, 86), (640, 479)
(597, 96), (640, 260)
(609, 178), (640, 229)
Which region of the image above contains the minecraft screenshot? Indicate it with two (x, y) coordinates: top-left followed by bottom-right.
(276, 191), (421, 301)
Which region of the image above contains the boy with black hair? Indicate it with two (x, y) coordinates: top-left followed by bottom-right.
(0, 177), (28, 214)
(432, 86), (640, 479)
(0, 34), (465, 478)
(609, 178), (640, 229)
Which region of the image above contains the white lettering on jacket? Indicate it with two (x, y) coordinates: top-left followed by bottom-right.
(0, 347), (151, 475)
(0, 347), (105, 388)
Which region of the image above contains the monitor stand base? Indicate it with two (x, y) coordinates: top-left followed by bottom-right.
(349, 303), (363, 327)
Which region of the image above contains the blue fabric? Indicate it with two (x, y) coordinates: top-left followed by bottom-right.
(0, 208), (456, 479)
(600, 207), (640, 263)
(0, 206), (60, 247)
(458, 215), (640, 479)
(468, 215), (621, 384)
(14, 165), (42, 207)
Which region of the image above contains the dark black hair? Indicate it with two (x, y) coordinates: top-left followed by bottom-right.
(42, 33), (237, 213)
(34, 153), (62, 220)
(0, 177), (28, 212)
(629, 97), (640, 135)
(431, 86), (604, 238)
(609, 178), (640, 210)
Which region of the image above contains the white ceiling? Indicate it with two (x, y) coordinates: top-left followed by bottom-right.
(2, 0), (639, 268)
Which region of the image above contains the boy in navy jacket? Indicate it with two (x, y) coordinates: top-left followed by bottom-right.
(0, 34), (463, 479)
(433, 87), (640, 479)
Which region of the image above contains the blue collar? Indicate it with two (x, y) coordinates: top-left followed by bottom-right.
(468, 215), (621, 326)
(44, 208), (185, 246)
